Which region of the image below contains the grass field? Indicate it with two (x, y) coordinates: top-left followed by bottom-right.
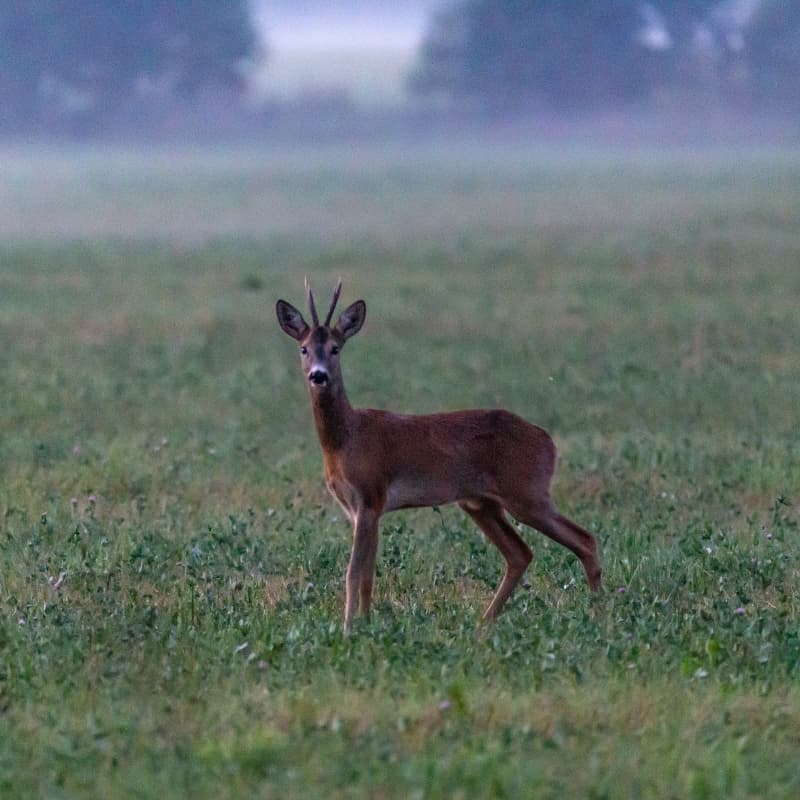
(1, 144), (799, 798)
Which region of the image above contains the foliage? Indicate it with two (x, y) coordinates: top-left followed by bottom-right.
(410, 0), (656, 111)
(747, 0), (800, 107)
(411, 0), (798, 113)
(0, 0), (257, 132)
(1, 145), (799, 797)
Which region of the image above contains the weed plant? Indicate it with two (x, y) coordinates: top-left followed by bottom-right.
(1, 146), (799, 797)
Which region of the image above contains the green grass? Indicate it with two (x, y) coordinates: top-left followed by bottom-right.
(1, 145), (799, 798)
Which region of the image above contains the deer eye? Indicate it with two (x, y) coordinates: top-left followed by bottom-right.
(300, 346), (308, 356)
(330, 345), (339, 355)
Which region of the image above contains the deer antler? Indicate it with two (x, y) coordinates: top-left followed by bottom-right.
(304, 276), (320, 327)
(324, 277), (343, 327)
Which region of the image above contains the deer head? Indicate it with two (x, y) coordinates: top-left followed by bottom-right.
(276, 278), (366, 391)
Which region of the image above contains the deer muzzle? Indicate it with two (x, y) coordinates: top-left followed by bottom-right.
(309, 369), (329, 386)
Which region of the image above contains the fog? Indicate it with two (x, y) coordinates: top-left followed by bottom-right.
(0, 1), (796, 145)
(251, 1), (443, 105)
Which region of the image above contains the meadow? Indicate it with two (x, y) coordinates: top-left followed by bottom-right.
(1, 143), (799, 798)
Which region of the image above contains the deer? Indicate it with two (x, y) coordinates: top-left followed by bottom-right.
(276, 279), (602, 634)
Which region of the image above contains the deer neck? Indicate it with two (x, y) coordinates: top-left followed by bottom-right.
(309, 381), (353, 453)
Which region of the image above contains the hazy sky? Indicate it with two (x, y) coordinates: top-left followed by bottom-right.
(252, 1), (763, 105)
(255, 1), (442, 49)
(252, 1), (445, 103)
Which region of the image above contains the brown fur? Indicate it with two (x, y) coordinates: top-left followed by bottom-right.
(277, 285), (602, 633)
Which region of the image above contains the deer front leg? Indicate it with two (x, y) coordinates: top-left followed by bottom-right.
(344, 510), (380, 635)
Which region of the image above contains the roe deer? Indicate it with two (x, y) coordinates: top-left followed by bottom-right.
(276, 279), (602, 633)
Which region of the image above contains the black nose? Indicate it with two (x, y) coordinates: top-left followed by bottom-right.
(309, 370), (329, 385)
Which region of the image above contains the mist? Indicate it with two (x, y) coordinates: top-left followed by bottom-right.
(0, 0), (796, 146)
(3, 5), (800, 795)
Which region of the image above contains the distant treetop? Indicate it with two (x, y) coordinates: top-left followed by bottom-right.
(409, 0), (799, 115)
(0, 0), (258, 134)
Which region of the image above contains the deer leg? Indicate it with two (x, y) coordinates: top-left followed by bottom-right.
(344, 510), (380, 634)
(510, 500), (602, 591)
(459, 499), (532, 620)
(358, 523), (379, 618)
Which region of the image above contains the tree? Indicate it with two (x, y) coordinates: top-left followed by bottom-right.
(649, 0), (720, 51)
(647, 0), (742, 99)
(0, 0), (258, 132)
(410, 0), (662, 113)
(745, 0), (800, 109)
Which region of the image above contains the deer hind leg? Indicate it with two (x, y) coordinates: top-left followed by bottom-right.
(508, 497), (602, 591)
(344, 510), (380, 634)
(459, 499), (533, 620)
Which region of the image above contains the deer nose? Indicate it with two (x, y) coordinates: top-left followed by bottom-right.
(309, 369), (329, 385)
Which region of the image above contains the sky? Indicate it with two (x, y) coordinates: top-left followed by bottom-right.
(251, 1), (445, 104)
(251, 0), (763, 106)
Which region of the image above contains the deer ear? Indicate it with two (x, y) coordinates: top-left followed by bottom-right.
(335, 300), (366, 342)
(276, 300), (309, 341)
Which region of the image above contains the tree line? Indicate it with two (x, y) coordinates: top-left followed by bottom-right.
(410, 0), (800, 113)
(0, 0), (797, 134)
(0, 0), (257, 133)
